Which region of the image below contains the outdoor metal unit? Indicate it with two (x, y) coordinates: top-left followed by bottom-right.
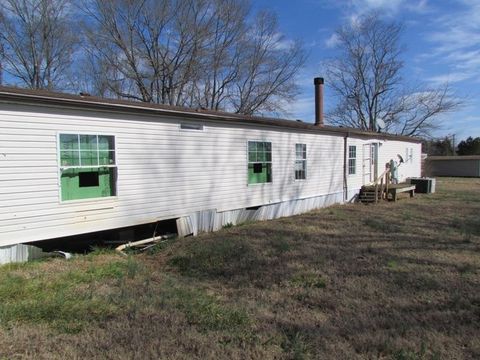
(407, 177), (436, 193)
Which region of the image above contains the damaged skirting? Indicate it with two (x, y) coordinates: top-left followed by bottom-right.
(176, 191), (347, 237)
(0, 244), (45, 265)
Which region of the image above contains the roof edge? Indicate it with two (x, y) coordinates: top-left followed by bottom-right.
(427, 155), (480, 160)
(0, 86), (422, 143)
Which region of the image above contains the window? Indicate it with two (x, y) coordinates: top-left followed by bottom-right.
(405, 147), (413, 162)
(248, 141), (272, 184)
(295, 144), (307, 180)
(371, 144), (376, 166)
(348, 145), (356, 175)
(180, 123), (203, 131)
(59, 134), (117, 201)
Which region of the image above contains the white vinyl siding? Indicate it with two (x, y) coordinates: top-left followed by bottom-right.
(0, 102), (422, 247)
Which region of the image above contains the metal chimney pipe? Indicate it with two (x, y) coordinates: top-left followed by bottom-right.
(314, 77), (324, 126)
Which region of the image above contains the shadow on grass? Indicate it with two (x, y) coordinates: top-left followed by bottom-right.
(167, 233), (293, 287)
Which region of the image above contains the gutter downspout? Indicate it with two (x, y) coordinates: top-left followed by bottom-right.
(343, 132), (349, 202)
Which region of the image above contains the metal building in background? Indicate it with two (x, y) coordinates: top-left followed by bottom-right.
(425, 156), (480, 177)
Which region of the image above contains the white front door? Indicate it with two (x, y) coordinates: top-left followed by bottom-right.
(363, 144), (373, 184)
(371, 143), (378, 180)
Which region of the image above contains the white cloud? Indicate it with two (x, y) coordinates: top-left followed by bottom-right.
(427, 72), (473, 86)
(422, 0), (480, 85)
(325, 33), (340, 48)
(336, 0), (430, 18)
(405, 0), (430, 13)
(272, 32), (295, 50)
(437, 112), (480, 139)
(352, 0), (404, 12)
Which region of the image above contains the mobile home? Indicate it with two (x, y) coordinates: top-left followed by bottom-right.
(0, 86), (421, 261)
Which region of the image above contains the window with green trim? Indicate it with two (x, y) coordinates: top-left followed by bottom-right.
(248, 141), (272, 184)
(295, 144), (307, 180)
(59, 134), (117, 201)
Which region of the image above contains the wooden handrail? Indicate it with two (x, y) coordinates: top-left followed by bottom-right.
(371, 169), (391, 203)
(373, 168), (391, 186)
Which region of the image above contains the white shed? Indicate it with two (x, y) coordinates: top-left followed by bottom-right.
(0, 87), (422, 260)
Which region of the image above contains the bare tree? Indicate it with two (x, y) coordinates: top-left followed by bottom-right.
(81, 0), (306, 115)
(192, 0), (248, 111)
(0, 0), (78, 90)
(394, 84), (460, 136)
(193, 4), (306, 115)
(231, 11), (306, 115)
(82, 0), (216, 105)
(326, 12), (461, 137)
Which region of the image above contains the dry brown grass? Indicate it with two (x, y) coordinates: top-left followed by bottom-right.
(1, 177), (479, 359)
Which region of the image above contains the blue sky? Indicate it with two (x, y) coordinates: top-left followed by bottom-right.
(254, 0), (480, 141)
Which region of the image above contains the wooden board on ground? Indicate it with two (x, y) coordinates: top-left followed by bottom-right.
(387, 184), (416, 202)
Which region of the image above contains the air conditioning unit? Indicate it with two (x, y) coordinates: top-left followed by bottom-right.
(407, 177), (436, 194)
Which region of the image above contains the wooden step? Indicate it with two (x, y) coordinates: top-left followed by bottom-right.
(359, 187), (383, 203)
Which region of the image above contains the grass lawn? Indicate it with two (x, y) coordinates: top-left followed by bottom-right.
(0, 177), (479, 359)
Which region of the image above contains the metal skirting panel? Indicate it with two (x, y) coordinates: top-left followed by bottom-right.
(176, 191), (345, 237)
(0, 244), (44, 265)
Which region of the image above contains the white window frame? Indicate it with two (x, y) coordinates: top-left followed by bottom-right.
(348, 145), (357, 175)
(405, 147), (414, 163)
(247, 140), (273, 185)
(57, 132), (118, 203)
(294, 143), (307, 180)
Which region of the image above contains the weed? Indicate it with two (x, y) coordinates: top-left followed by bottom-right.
(222, 222), (234, 229)
(0, 261), (39, 272)
(281, 330), (311, 360)
(450, 217), (480, 236)
(269, 237), (291, 254)
(168, 237), (259, 280)
(0, 275), (117, 332)
(364, 218), (401, 233)
(125, 256), (140, 279)
(162, 283), (250, 332)
(387, 260), (399, 270)
(289, 272), (326, 289)
(392, 343), (428, 360)
(402, 210), (413, 221)
(62, 261), (128, 284)
(327, 207), (347, 219)
(146, 236), (177, 255)
(87, 247), (119, 257)
(0, 258), (134, 332)
(462, 231), (472, 243)
(457, 263), (475, 275)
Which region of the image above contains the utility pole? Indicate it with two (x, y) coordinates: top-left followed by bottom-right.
(452, 134), (456, 156)
(0, 42), (3, 86)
